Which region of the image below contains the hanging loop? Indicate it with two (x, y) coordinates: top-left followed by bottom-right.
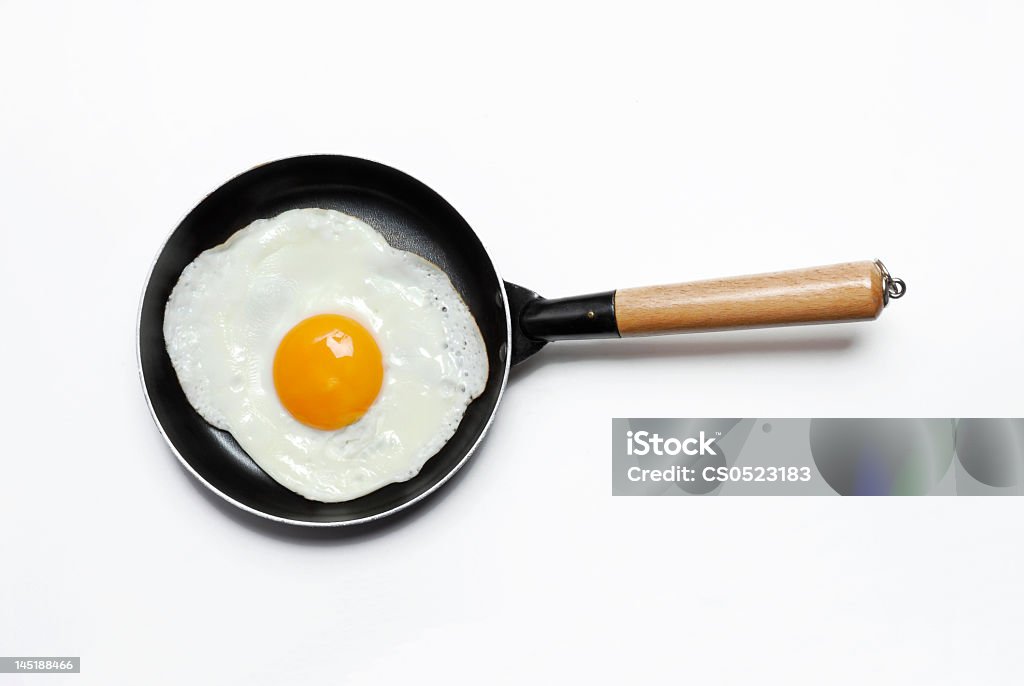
(874, 259), (906, 306)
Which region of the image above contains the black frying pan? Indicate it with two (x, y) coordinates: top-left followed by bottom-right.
(138, 155), (905, 526)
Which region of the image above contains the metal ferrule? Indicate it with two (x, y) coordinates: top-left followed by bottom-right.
(520, 291), (619, 341)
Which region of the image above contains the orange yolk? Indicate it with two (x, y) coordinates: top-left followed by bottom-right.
(273, 314), (384, 431)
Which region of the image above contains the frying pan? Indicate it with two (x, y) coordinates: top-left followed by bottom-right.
(138, 155), (906, 526)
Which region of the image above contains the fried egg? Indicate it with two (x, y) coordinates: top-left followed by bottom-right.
(163, 208), (489, 502)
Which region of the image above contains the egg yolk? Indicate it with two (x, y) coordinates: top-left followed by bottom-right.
(273, 314), (384, 431)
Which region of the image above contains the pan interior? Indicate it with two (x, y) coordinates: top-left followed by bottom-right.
(139, 156), (509, 525)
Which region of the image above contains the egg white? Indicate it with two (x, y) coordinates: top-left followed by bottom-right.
(163, 208), (489, 502)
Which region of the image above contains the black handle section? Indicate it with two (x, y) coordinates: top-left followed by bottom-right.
(519, 291), (619, 341)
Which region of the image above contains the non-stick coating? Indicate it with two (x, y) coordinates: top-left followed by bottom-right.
(138, 156), (510, 525)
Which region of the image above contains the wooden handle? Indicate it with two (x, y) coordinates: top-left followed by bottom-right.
(614, 261), (885, 336)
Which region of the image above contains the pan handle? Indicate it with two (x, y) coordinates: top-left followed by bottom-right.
(519, 260), (905, 340)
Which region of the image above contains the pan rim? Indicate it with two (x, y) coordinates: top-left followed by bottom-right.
(136, 154), (513, 527)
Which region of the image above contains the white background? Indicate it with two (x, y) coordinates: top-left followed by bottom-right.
(2, 1), (1023, 683)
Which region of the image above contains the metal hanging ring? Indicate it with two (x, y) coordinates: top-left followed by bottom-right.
(887, 277), (906, 299)
(874, 259), (906, 306)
